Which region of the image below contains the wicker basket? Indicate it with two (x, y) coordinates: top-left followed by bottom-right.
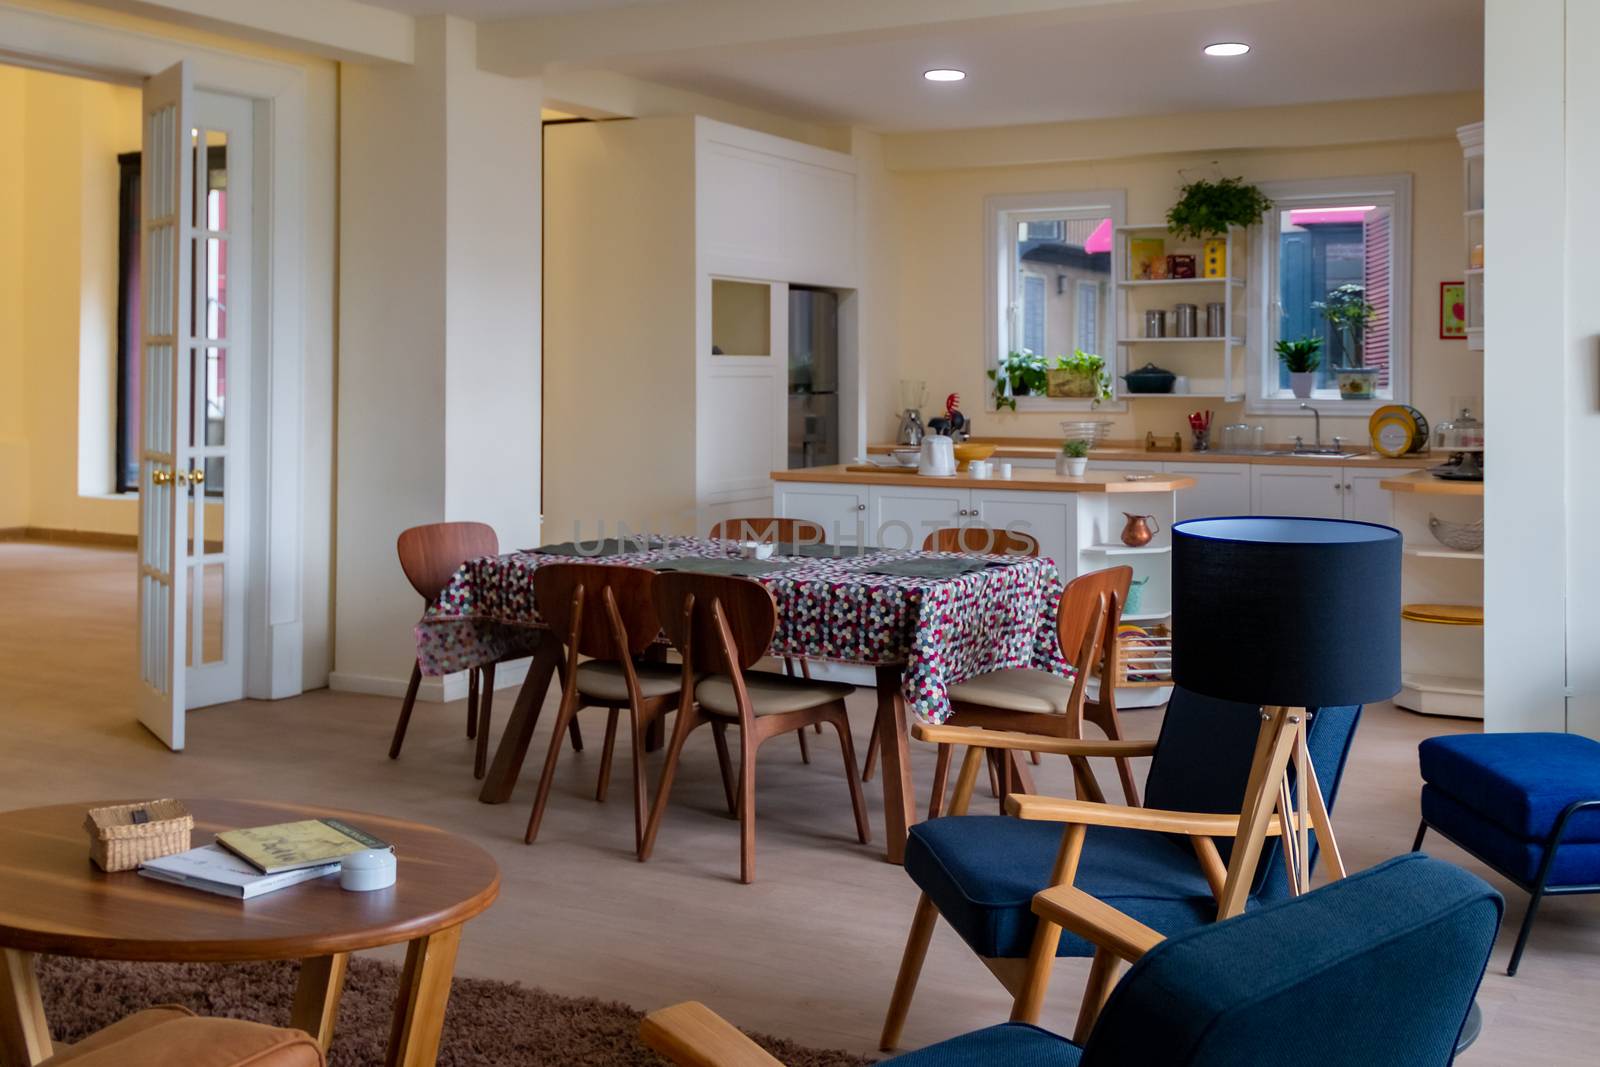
(84, 799), (193, 872)
(1428, 514), (1484, 553)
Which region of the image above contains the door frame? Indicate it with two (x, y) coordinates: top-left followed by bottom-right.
(1, 2), (312, 700)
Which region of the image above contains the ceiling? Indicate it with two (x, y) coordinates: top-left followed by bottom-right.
(607, 0), (1483, 131)
(361, 0), (674, 16)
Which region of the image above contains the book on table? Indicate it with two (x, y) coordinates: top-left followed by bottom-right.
(215, 818), (392, 874)
(138, 844), (340, 899)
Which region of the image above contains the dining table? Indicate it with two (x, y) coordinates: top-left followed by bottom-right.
(414, 535), (1069, 863)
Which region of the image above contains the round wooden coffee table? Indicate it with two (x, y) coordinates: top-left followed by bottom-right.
(0, 799), (499, 1067)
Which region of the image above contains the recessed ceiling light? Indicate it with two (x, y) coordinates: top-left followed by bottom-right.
(923, 68), (967, 82)
(1203, 42), (1250, 57)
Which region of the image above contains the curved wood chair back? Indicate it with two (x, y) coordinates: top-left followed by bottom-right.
(533, 563), (661, 662)
(1057, 564), (1132, 671)
(654, 572), (777, 676)
(921, 526), (1040, 556)
(708, 517), (826, 545)
(397, 522), (499, 603)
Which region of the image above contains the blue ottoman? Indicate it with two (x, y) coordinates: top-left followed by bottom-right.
(1415, 732), (1600, 974)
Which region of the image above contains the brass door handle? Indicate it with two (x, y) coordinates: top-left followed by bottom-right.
(190, 468), (205, 486)
(175, 471), (190, 487)
(151, 469), (173, 486)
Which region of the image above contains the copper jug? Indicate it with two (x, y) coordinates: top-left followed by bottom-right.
(1120, 512), (1159, 548)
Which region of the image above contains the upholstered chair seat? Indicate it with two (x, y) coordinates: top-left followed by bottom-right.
(946, 669), (1073, 716)
(575, 660), (684, 701)
(695, 672), (855, 717)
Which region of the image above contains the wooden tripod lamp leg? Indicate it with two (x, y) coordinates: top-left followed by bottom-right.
(1216, 706), (1300, 920)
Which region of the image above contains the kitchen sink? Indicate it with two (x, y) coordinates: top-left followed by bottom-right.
(1262, 449), (1361, 459)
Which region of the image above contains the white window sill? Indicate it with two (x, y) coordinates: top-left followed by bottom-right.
(991, 395), (1129, 415)
(1245, 391), (1395, 417)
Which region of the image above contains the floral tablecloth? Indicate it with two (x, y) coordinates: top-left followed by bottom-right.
(414, 537), (1068, 724)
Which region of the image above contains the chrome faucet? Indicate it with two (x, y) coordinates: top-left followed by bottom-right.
(1299, 403), (1323, 450)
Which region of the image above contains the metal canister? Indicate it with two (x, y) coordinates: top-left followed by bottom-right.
(1174, 303), (1198, 338)
(1144, 310), (1167, 338)
(1205, 302), (1227, 338)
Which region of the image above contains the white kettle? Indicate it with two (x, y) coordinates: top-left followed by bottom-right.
(918, 435), (956, 477)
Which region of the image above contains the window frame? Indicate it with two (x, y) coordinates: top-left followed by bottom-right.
(984, 189), (1127, 413)
(1246, 174), (1413, 416)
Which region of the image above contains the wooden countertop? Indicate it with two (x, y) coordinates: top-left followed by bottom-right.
(869, 439), (1432, 469)
(1379, 470), (1484, 496)
(772, 465), (1194, 494)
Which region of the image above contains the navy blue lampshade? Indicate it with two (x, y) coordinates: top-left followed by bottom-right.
(1172, 517), (1402, 708)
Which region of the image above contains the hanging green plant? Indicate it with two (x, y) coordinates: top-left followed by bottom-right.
(1166, 175), (1274, 241)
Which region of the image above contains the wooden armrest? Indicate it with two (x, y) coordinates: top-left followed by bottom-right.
(1006, 793), (1288, 837)
(1032, 884), (1164, 962)
(640, 1002), (785, 1067)
(913, 722), (1157, 759)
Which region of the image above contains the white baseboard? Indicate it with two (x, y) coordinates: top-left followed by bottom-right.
(328, 656), (532, 703)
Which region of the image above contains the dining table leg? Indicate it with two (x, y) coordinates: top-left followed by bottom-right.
(874, 665), (916, 865)
(0, 949), (50, 1067)
(479, 637), (560, 804)
(385, 924), (463, 1067)
(290, 952), (349, 1053)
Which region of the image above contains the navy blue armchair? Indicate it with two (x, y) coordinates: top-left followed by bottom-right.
(882, 688), (1362, 1049)
(642, 854), (1501, 1067)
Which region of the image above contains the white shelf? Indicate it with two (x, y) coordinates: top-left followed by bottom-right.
(1122, 611), (1172, 622)
(1464, 267), (1483, 277)
(1126, 392), (1244, 401)
(1117, 337), (1244, 345)
(1118, 278), (1244, 288)
(1405, 546), (1484, 561)
(1115, 222), (1174, 232)
(1084, 543), (1172, 556)
(1463, 209), (1484, 219)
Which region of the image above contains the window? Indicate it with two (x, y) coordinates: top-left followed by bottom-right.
(1251, 176), (1412, 412)
(986, 190), (1126, 410)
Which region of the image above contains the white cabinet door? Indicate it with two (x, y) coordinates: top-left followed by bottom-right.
(1165, 462), (1252, 522)
(970, 489), (1074, 578)
(1344, 468), (1419, 525)
(1250, 466), (1344, 519)
(869, 484), (967, 551)
(1091, 459), (1167, 476)
(774, 483), (869, 544)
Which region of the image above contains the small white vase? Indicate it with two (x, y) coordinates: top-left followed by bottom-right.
(1057, 456), (1088, 476)
(1290, 372), (1315, 399)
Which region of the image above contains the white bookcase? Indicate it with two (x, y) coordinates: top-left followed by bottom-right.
(1459, 122), (1484, 351)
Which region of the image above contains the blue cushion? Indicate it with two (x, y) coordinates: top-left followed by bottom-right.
(905, 817), (1225, 960)
(1080, 854), (1502, 1067)
(1419, 732), (1600, 843)
(1423, 784), (1600, 887)
(887, 1023), (1082, 1066)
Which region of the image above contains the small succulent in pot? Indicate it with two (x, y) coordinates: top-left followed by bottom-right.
(1274, 336), (1322, 399)
(1057, 437), (1091, 476)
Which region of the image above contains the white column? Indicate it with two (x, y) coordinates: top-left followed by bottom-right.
(333, 16), (541, 698)
(1483, 0), (1599, 736)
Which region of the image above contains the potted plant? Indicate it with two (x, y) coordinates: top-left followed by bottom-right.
(1165, 175), (1274, 241)
(988, 350), (1050, 411)
(1274, 336), (1323, 399)
(1057, 437), (1091, 476)
(1313, 284), (1380, 399)
(1045, 349), (1113, 406)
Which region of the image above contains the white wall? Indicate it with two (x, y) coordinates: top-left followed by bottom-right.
(334, 15), (542, 699)
(1483, 0), (1596, 736)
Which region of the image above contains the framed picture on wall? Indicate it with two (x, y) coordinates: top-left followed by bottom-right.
(1440, 281), (1467, 340)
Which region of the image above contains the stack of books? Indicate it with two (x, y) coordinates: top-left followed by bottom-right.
(138, 818), (390, 899)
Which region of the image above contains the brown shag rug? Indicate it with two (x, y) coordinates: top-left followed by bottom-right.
(36, 955), (874, 1066)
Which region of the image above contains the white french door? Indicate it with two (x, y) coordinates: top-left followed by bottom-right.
(137, 64), (252, 749)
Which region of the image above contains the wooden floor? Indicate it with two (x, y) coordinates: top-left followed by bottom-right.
(2, 540), (1597, 1062)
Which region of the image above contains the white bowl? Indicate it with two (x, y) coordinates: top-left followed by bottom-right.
(889, 449), (921, 467)
(738, 541), (776, 560)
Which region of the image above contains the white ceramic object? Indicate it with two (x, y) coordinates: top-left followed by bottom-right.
(340, 848), (397, 892)
(1056, 456), (1088, 477)
(737, 541), (776, 560)
(917, 436), (956, 476)
(970, 461), (991, 479)
(999, 463), (1013, 479)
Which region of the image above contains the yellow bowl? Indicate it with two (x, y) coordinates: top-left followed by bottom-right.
(952, 442), (997, 471)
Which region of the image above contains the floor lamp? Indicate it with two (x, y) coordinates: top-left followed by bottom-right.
(1172, 517), (1402, 918)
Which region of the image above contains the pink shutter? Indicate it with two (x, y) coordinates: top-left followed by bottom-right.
(1363, 210), (1392, 387)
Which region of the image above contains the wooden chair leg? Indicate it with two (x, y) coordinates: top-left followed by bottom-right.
(737, 726), (758, 884)
(466, 668), (479, 739)
(862, 729), (879, 782)
(829, 706), (871, 844)
(987, 749), (1001, 799)
(1072, 949), (1122, 1045)
(1086, 702), (1141, 807)
(630, 707), (650, 855)
(640, 706), (698, 862)
(926, 743), (954, 819)
(388, 661), (423, 759)
(796, 726), (811, 764)
(474, 663), (496, 780)
(568, 716), (585, 752)
(1030, 750), (1041, 765)
(880, 893), (939, 1051)
(523, 684), (582, 845)
(596, 708), (620, 802)
(711, 721), (738, 816)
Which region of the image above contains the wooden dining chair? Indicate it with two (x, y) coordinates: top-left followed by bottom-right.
(927, 565), (1140, 814)
(862, 525), (1042, 786)
(640, 572), (871, 883)
(708, 517), (828, 763)
(523, 564), (689, 854)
